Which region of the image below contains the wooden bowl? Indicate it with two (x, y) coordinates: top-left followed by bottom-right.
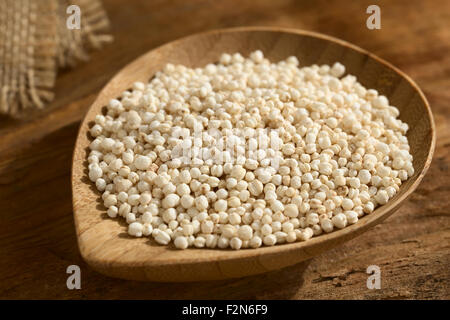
(72, 27), (435, 282)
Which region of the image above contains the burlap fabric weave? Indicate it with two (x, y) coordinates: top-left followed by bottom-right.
(0, 0), (112, 117)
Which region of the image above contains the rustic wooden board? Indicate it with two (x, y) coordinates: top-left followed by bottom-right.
(0, 0), (448, 299)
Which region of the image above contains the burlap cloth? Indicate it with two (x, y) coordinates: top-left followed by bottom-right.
(0, 0), (112, 117)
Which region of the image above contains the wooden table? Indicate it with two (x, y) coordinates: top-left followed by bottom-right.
(0, 0), (448, 299)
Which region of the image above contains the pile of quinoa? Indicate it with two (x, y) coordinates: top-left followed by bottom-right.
(87, 51), (414, 249)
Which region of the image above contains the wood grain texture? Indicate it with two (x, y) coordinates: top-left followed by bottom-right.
(0, 0), (449, 298)
(72, 28), (434, 282)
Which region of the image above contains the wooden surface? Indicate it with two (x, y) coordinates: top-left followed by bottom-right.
(0, 0), (448, 298)
(72, 27), (434, 282)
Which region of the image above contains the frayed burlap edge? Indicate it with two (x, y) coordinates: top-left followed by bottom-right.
(0, 0), (112, 117)
(0, 0), (58, 116)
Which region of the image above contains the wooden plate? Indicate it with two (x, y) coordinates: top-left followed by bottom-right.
(71, 27), (435, 282)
